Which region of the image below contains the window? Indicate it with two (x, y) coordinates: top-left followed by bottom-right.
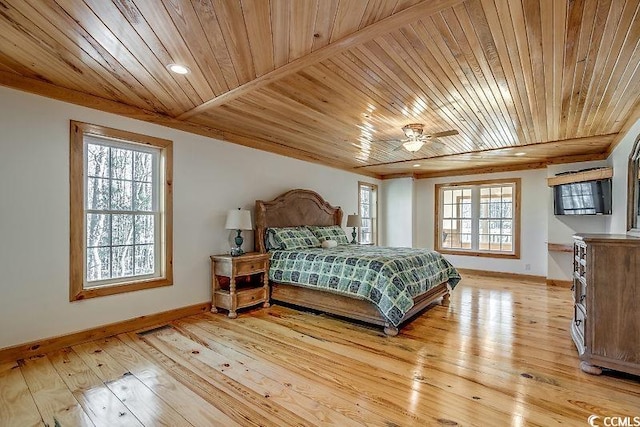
(70, 121), (173, 301)
(435, 179), (520, 258)
(358, 182), (378, 245)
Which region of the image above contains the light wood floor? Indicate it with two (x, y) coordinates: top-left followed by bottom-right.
(1, 275), (639, 426)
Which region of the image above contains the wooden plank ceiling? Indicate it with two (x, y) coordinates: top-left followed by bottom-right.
(0, 0), (638, 178)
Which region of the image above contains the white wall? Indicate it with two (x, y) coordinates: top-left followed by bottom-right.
(413, 169), (548, 276)
(0, 86), (379, 349)
(380, 178), (414, 247)
(607, 119), (640, 234)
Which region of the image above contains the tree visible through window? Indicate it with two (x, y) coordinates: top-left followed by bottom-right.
(358, 182), (378, 245)
(70, 121), (173, 301)
(85, 139), (159, 283)
(436, 179), (520, 258)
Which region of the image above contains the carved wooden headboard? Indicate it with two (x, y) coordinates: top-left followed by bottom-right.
(254, 189), (343, 253)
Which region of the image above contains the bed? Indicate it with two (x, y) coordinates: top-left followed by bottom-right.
(255, 189), (461, 335)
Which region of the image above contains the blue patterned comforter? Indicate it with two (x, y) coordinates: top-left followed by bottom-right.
(269, 245), (461, 326)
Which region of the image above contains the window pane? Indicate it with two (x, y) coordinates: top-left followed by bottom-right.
(135, 245), (155, 275)
(502, 202), (512, 218)
(134, 182), (153, 211)
(452, 189), (462, 201)
(87, 214), (110, 247)
(479, 219), (489, 234)
(490, 220), (501, 234)
(480, 187), (490, 197)
(112, 214), (134, 245)
(480, 203), (490, 218)
(112, 245), (134, 278)
(502, 220), (512, 235)
(134, 151), (153, 182)
(135, 215), (155, 244)
(87, 247), (110, 282)
(461, 234), (472, 249)
(111, 180), (132, 211)
(87, 144), (109, 178)
(361, 218), (371, 229)
(87, 178), (110, 210)
(479, 234), (489, 250)
(443, 190), (453, 204)
(111, 148), (132, 180)
(463, 189), (471, 198)
(362, 204), (370, 218)
(442, 219), (452, 233)
(461, 203), (472, 218)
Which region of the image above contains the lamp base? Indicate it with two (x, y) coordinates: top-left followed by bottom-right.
(230, 246), (244, 257)
(351, 227), (357, 244)
(231, 229), (245, 256)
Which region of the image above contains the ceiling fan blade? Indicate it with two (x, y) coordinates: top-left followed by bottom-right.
(430, 130), (459, 138)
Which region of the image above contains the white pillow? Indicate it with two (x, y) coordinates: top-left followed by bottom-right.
(321, 239), (337, 249)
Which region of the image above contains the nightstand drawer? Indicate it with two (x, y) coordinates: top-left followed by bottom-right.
(236, 260), (266, 276)
(237, 287), (266, 308)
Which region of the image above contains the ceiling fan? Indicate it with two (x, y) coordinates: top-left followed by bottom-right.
(383, 124), (459, 153)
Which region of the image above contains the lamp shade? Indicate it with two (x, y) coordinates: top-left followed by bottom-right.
(225, 208), (253, 230)
(346, 214), (361, 227)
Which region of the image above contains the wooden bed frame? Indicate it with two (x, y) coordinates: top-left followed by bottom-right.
(255, 189), (451, 336)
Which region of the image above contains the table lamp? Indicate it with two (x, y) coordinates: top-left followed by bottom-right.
(225, 208), (253, 256)
(346, 214), (361, 244)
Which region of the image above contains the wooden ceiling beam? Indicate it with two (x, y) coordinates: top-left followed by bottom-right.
(0, 71), (381, 180)
(411, 152), (608, 180)
(0, 71), (224, 138)
(356, 134), (615, 169)
(176, 0), (464, 120)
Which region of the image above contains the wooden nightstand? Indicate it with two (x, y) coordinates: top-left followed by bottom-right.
(210, 252), (270, 318)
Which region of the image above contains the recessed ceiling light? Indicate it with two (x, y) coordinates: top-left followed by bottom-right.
(167, 63), (190, 75)
(413, 164), (421, 167)
(515, 152), (526, 156)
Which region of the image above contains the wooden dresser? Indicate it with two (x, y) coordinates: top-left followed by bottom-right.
(572, 233), (640, 376)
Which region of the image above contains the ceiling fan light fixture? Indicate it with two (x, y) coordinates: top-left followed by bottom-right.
(402, 123), (424, 138)
(403, 140), (424, 152)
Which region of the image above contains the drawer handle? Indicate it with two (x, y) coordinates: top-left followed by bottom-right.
(571, 283), (575, 291)
(579, 294), (586, 303)
(575, 319), (582, 326)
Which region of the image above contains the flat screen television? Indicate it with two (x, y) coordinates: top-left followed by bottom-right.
(553, 178), (612, 215)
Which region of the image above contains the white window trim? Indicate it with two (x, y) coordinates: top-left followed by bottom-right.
(435, 178), (521, 259)
(70, 121), (173, 301)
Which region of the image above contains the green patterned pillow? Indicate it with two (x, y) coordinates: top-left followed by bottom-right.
(270, 227), (321, 250)
(308, 225), (350, 245)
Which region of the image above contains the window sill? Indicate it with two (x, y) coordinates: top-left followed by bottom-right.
(436, 248), (520, 259)
(70, 277), (172, 301)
